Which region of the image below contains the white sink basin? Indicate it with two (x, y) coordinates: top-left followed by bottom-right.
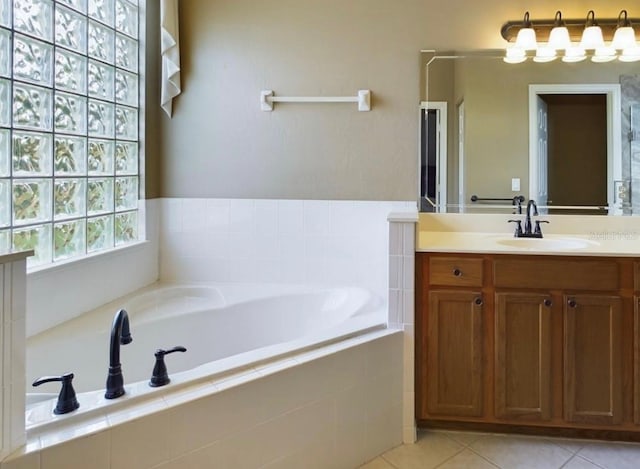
(495, 237), (596, 251)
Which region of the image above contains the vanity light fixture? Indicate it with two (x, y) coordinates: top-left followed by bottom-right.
(548, 12), (571, 50)
(501, 10), (640, 63)
(514, 12), (538, 50)
(612, 10), (637, 49)
(579, 11), (605, 50)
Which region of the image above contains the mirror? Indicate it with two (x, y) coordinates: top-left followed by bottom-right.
(420, 50), (640, 215)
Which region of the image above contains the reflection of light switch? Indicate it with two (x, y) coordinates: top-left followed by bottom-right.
(511, 178), (520, 191)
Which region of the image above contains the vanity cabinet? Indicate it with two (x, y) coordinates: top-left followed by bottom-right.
(416, 252), (637, 438)
(494, 292), (552, 422)
(426, 290), (483, 417)
(563, 294), (623, 425)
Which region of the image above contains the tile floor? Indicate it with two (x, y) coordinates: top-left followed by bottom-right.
(360, 430), (640, 469)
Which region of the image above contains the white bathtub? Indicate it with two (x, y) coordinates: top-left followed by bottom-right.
(25, 282), (386, 430)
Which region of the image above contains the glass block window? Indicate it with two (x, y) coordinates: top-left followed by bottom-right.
(0, 0), (141, 267)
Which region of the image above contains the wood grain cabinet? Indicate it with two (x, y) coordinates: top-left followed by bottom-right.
(416, 252), (638, 438)
(426, 290), (484, 417)
(416, 254), (486, 420)
(563, 294), (623, 425)
(494, 293), (552, 422)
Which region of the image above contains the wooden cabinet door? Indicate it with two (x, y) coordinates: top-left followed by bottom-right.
(635, 296), (640, 425)
(495, 293), (552, 422)
(426, 290), (483, 417)
(564, 294), (623, 425)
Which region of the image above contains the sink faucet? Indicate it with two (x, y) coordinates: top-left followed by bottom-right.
(507, 199), (549, 238)
(524, 199), (538, 235)
(105, 309), (132, 399)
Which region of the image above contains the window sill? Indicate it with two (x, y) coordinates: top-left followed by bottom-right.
(27, 240), (151, 279)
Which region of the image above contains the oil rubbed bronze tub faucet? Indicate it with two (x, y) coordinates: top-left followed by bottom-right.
(105, 308), (133, 399)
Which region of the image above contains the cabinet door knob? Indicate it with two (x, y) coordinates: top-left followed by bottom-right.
(543, 299), (552, 307)
(568, 299), (577, 308)
(474, 297), (483, 306)
(453, 268), (462, 277)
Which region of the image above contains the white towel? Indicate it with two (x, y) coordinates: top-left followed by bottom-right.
(161, 0), (181, 117)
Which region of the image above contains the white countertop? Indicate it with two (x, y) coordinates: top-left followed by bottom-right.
(416, 213), (640, 257)
(417, 231), (640, 256)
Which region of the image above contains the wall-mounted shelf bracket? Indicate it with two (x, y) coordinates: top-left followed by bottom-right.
(260, 89), (371, 112)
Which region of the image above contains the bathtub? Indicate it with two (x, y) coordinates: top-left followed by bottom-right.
(25, 282), (386, 431)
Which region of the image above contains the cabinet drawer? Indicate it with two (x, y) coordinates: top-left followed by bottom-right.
(494, 258), (618, 290)
(429, 257), (483, 287)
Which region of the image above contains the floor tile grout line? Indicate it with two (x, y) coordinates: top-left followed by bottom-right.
(431, 445), (478, 469)
(380, 454), (401, 469)
(560, 450), (607, 469)
(570, 453), (609, 469)
(463, 443), (507, 469)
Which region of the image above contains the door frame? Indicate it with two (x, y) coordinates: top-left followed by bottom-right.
(458, 100), (465, 211)
(528, 84), (622, 214)
(420, 101), (448, 211)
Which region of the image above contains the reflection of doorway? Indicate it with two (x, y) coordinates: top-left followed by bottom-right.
(419, 102), (447, 211)
(544, 94), (607, 211)
(529, 84), (622, 214)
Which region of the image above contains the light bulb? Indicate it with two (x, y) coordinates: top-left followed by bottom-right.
(514, 12), (537, 50)
(533, 46), (557, 63)
(581, 26), (605, 49)
(612, 10), (637, 50)
(549, 27), (571, 50)
(548, 12), (571, 50)
(580, 11), (605, 50)
(592, 47), (617, 63)
(562, 46), (587, 63)
(612, 26), (637, 49)
(619, 46), (640, 62)
(504, 47), (527, 64)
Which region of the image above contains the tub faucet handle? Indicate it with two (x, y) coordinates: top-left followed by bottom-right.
(149, 346), (187, 388)
(32, 372), (80, 415)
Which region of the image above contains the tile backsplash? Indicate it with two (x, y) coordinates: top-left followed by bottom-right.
(159, 199), (416, 303)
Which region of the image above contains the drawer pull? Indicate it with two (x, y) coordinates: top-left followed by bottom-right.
(568, 299), (577, 308)
(544, 299), (552, 307)
(453, 268), (462, 277)
(474, 297), (483, 306)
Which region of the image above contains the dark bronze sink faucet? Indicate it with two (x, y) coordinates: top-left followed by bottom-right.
(508, 199), (549, 238)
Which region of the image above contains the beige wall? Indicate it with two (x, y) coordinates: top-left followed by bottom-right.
(151, 0), (633, 200)
(144, 0), (161, 198)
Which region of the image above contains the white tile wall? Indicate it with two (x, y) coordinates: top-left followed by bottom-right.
(388, 213), (419, 445)
(26, 200), (160, 337)
(1, 258), (29, 462)
(159, 199), (416, 305)
(1, 330), (403, 469)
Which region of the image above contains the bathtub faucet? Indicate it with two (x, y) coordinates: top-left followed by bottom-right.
(105, 309), (133, 399)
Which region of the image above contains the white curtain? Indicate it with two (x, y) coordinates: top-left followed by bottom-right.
(161, 0), (181, 117)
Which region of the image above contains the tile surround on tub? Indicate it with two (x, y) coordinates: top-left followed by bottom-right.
(2, 330), (403, 469)
(159, 199), (416, 304)
(388, 211), (419, 445)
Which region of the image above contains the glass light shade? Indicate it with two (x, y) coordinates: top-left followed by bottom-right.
(562, 46), (587, 63)
(548, 26), (571, 50)
(515, 28), (537, 50)
(533, 46), (557, 63)
(580, 25), (605, 49)
(591, 46), (616, 63)
(619, 46), (640, 62)
(504, 47), (526, 64)
(612, 26), (637, 49)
